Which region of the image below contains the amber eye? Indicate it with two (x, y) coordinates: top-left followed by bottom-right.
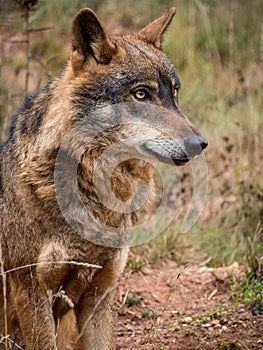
(134, 90), (148, 100)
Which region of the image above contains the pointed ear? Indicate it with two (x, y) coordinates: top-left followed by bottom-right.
(71, 8), (117, 73)
(138, 7), (176, 50)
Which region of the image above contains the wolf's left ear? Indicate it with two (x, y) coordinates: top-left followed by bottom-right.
(71, 8), (117, 73)
(138, 7), (176, 50)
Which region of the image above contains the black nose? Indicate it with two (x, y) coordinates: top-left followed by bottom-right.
(184, 135), (208, 157)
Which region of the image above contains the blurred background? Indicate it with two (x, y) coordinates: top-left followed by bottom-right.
(0, 1), (262, 281)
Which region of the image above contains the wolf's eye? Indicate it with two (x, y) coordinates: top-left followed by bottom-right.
(133, 90), (148, 101)
(174, 88), (179, 105)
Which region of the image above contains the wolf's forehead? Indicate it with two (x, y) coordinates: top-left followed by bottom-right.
(115, 36), (178, 82)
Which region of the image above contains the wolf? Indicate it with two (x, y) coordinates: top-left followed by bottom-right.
(0, 7), (207, 350)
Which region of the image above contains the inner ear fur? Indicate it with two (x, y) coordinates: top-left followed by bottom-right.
(71, 8), (117, 73)
(138, 7), (176, 50)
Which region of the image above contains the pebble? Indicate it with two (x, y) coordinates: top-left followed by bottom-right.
(171, 310), (179, 315)
(220, 318), (229, 325)
(202, 323), (211, 328)
(211, 319), (220, 326)
(182, 316), (193, 324)
(141, 267), (151, 275)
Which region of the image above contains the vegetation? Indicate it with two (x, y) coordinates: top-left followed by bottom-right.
(0, 0), (262, 296)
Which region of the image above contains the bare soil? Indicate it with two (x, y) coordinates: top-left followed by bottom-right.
(116, 261), (263, 350)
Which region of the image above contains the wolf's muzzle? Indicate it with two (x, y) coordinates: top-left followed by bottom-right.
(142, 134), (207, 166)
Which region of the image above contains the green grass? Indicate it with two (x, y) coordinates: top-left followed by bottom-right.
(230, 274), (263, 312)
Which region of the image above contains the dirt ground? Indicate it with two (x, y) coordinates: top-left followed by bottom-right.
(116, 261), (263, 350)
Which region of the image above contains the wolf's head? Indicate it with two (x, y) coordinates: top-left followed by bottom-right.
(68, 7), (208, 166)
(3, 8), (208, 245)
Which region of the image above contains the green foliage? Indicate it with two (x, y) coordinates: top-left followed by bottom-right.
(230, 274), (263, 312)
(8, 59), (27, 73)
(182, 329), (195, 336)
(165, 0), (262, 69)
(127, 294), (142, 307)
(127, 256), (148, 272)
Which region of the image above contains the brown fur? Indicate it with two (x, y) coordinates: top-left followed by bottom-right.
(0, 7), (207, 350)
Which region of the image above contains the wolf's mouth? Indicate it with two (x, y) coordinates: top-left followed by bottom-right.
(142, 144), (190, 166)
(141, 135), (208, 166)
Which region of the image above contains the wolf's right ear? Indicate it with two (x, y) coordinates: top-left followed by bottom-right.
(71, 8), (117, 74)
(138, 7), (176, 50)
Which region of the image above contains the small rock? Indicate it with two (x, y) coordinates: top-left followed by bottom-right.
(182, 316), (193, 324)
(171, 310), (179, 316)
(220, 318), (229, 325)
(238, 308), (245, 313)
(211, 319), (220, 326)
(202, 323), (211, 328)
(141, 267), (151, 275)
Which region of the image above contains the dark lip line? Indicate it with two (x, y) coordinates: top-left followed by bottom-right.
(141, 145), (191, 166)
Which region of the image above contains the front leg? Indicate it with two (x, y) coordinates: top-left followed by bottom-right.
(10, 272), (57, 350)
(75, 286), (117, 350)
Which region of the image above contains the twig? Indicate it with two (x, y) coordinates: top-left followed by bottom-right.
(0, 260), (102, 276)
(47, 290), (57, 348)
(145, 283), (176, 345)
(31, 55), (53, 78)
(121, 288), (129, 307)
(8, 40), (28, 44)
(28, 26), (53, 32)
(193, 0), (221, 64)
(0, 245), (8, 350)
(24, 6), (30, 95)
(260, 24), (263, 63)
(0, 335), (24, 349)
(52, 289), (74, 309)
(0, 93), (25, 99)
